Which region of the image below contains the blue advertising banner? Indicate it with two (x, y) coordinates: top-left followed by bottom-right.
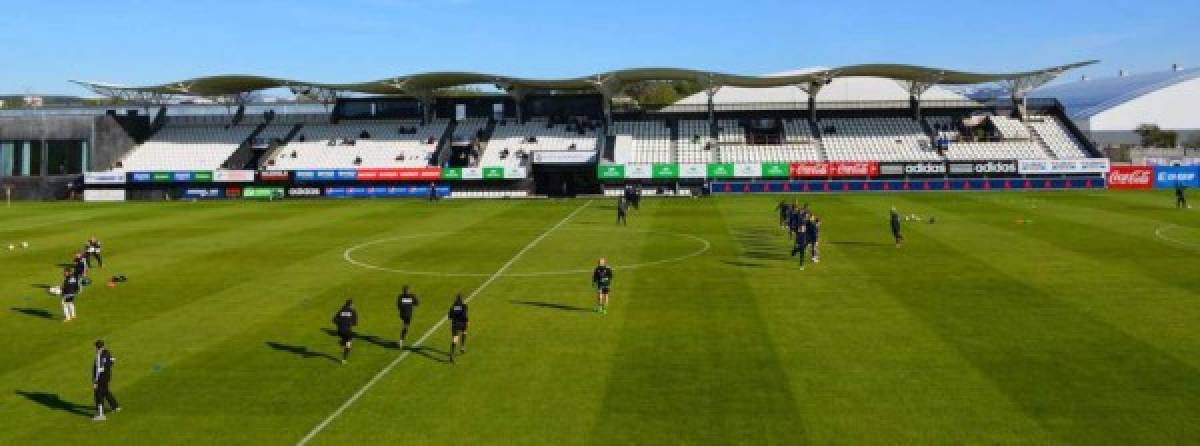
(181, 188), (224, 199)
(325, 186), (450, 198)
(712, 178), (1105, 194)
(294, 170), (361, 182)
(1152, 165), (1200, 189)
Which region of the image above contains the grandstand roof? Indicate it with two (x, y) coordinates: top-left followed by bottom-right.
(73, 62), (1096, 99)
(671, 67), (968, 105)
(1032, 67), (1200, 120)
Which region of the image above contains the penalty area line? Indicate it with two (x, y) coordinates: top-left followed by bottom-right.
(296, 200), (592, 445)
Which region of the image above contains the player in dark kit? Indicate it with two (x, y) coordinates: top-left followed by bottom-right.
(616, 197), (628, 225)
(73, 252), (88, 280)
(806, 215), (821, 263)
(447, 295), (469, 363)
(776, 200), (791, 229)
(1177, 182), (1188, 209)
(790, 221), (809, 269)
(61, 268), (79, 322)
(91, 340), (120, 421)
(787, 204), (804, 239)
(890, 207), (904, 247)
(85, 237), (103, 268)
(396, 285), (419, 349)
(592, 258), (614, 314)
(332, 300), (358, 364)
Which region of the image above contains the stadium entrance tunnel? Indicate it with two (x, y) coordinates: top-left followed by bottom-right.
(533, 164), (602, 197)
(343, 228), (710, 277)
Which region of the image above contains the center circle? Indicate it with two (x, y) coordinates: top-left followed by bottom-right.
(343, 228), (711, 277)
(1155, 224), (1200, 250)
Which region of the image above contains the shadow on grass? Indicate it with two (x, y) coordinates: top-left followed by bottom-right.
(406, 345), (451, 364)
(54, 263), (74, 269)
(31, 283), (52, 289)
(721, 260), (768, 268)
(264, 342), (340, 363)
(730, 228), (790, 261)
(10, 307), (54, 320)
(320, 328), (397, 349)
(510, 300), (592, 313)
(15, 391), (93, 417)
(827, 240), (890, 247)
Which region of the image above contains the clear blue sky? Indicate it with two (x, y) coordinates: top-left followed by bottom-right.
(2, 0), (1196, 95)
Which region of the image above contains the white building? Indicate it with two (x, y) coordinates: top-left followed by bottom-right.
(1032, 66), (1200, 148)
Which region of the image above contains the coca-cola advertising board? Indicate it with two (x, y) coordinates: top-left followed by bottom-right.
(1107, 166), (1152, 189)
(789, 162), (878, 178)
(790, 162), (829, 178)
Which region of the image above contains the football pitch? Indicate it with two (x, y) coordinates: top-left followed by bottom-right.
(1, 191), (1197, 445)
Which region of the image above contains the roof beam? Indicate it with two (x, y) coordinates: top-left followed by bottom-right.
(71, 61), (1099, 99)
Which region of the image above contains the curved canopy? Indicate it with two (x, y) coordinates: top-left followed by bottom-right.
(72, 61), (1097, 99)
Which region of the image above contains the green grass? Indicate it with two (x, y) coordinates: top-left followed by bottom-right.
(0, 191), (1197, 445)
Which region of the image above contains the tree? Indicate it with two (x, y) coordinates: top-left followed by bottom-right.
(637, 83), (680, 108)
(1134, 124), (1178, 148)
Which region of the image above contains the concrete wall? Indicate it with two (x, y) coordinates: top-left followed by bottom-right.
(0, 114), (140, 173)
(0, 175), (80, 200)
(91, 115), (138, 171)
(0, 115), (94, 140)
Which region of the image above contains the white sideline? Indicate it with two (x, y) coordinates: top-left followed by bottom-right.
(296, 200), (593, 445)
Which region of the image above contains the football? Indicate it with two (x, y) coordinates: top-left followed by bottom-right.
(48, 286), (62, 296)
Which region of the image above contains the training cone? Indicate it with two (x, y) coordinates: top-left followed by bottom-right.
(106, 281), (116, 288)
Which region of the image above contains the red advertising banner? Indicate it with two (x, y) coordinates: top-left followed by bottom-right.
(789, 162), (878, 178)
(258, 171), (290, 181)
(790, 162), (829, 177)
(1107, 166), (1152, 189)
(830, 161), (878, 177)
(357, 168), (443, 181)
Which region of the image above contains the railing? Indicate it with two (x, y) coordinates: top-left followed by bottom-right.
(611, 99), (1059, 114)
(0, 102), (329, 118)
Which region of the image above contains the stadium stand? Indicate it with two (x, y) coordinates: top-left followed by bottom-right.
(676, 120), (715, 163)
(481, 117), (600, 168)
(819, 117), (940, 161)
(1027, 114), (1089, 159)
(116, 115), (256, 171)
(266, 119), (446, 169)
(612, 120), (673, 164)
(719, 118), (823, 162)
(989, 115), (1032, 140)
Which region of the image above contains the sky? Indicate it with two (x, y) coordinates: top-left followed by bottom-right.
(1, 0), (1196, 96)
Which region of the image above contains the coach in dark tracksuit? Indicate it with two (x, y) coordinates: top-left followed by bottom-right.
(890, 208), (904, 247)
(332, 300), (358, 364)
(1177, 183), (1188, 209)
(616, 197), (628, 225)
(448, 295), (469, 363)
(92, 340), (119, 421)
(397, 286), (419, 348)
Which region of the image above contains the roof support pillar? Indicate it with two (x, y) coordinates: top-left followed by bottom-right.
(411, 90), (437, 125)
(799, 81), (826, 129)
(897, 79), (938, 123)
(506, 86), (528, 124)
(588, 75), (625, 128)
(1002, 70), (1064, 121)
(701, 74), (721, 138)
